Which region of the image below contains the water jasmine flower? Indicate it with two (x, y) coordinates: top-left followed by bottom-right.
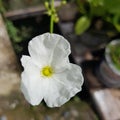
(21, 33), (84, 107)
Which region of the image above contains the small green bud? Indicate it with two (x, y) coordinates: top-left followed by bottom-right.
(54, 14), (59, 23)
(47, 10), (52, 16)
(54, 17), (59, 23)
(61, 0), (67, 5)
(44, 1), (49, 9)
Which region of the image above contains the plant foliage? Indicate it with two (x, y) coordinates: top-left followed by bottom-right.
(109, 43), (120, 71)
(75, 0), (120, 35)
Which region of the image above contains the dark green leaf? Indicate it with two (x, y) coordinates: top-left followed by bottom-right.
(113, 15), (120, 32)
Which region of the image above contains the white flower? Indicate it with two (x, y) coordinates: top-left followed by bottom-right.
(21, 33), (84, 107)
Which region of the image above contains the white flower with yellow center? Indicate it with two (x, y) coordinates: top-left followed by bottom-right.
(21, 33), (84, 107)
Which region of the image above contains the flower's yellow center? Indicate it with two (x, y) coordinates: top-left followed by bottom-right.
(41, 66), (53, 77)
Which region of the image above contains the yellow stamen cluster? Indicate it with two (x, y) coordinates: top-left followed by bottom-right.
(41, 66), (53, 77)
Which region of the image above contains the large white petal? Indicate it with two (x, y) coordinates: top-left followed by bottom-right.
(50, 34), (71, 71)
(28, 33), (71, 67)
(44, 63), (84, 107)
(55, 63), (84, 89)
(21, 55), (45, 105)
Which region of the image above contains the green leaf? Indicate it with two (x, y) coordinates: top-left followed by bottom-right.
(91, 6), (105, 16)
(104, 0), (120, 14)
(0, 0), (6, 13)
(113, 15), (120, 32)
(88, 0), (104, 7)
(6, 20), (22, 43)
(75, 16), (91, 35)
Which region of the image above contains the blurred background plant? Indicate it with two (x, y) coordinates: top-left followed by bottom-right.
(6, 21), (32, 53)
(0, 0), (33, 54)
(108, 42), (120, 71)
(75, 0), (120, 35)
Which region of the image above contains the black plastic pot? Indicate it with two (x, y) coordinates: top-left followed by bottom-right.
(96, 60), (120, 88)
(95, 39), (120, 88)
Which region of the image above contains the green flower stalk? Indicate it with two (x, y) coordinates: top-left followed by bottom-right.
(45, 0), (66, 33)
(50, 0), (54, 33)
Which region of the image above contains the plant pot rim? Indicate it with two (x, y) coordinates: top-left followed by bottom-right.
(105, 39), (120, 76)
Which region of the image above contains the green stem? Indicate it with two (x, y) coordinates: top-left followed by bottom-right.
(50, 13), (54, 33)
(50, 0), (54, 33)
